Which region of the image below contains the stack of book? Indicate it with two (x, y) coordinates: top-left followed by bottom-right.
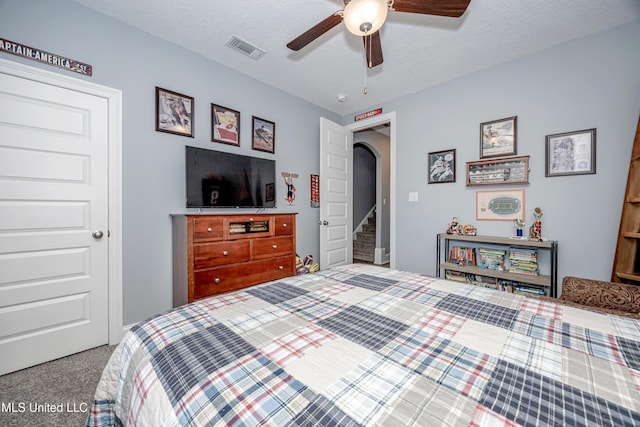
(477, 248), (506, 270)
(509, 248), (539, 275)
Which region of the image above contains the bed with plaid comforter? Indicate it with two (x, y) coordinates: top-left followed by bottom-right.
(87, 264), (640, 426)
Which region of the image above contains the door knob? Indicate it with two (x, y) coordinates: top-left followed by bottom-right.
(319, 220), (329, 226)
(92, 230), (104, 239)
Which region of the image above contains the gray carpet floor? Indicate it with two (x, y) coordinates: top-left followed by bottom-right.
(0, 345), (117, 427)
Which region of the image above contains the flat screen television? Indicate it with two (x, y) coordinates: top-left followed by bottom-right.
(185, 146), (276, 208)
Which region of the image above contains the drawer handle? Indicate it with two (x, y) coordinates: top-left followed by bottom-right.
(283, 223), (287, 228)
(278, 265), (284, 270)
(272, 245), (278, 249)
(223, 250), (229, 256)
(214, 278), (221, 284)
(249, 217), (254, 221)
(207, 227), (212, 232)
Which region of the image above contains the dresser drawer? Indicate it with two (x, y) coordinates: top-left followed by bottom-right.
(193, 256), (294, 299)
(253, 236), (294, 259)
(192, 217), (224, 242)
(274, 215), (295, 236)
(193, 240), (250, 269)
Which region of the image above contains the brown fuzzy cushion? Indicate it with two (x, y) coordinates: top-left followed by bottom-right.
(560, 276), (640, 316)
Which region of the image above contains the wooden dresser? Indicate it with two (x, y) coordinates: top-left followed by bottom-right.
(172, 213), (296, 306)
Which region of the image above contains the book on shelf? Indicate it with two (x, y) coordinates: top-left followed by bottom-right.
(509, 247), (539, 276)
(448, 246), (476, 266)
(469, 274), (497, 289)
(477, 247), (506, 270)
(445, 270), (471, 283)
(513, 284), (546, 297)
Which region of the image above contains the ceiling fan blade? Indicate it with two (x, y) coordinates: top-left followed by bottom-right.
(392, 0), (471, 17)
(363, 31), (383, 68)
(286, 13), (343, 51)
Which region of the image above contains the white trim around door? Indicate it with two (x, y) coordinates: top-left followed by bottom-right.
(0, 58), (124, 346)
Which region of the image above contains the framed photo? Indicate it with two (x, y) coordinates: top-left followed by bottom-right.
(545, 128), (596, 177)
(428, 149), (456, 184)
(480, 116), (517, 158)
(155, 87), (194, 137)
(211, 104), (240, 146)
(466, 155), (529, 186)
(476, 189), (525, 221)
(252, 116), (275, 153)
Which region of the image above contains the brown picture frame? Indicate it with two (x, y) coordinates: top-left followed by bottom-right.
(480, 116), (517, 158)
(211, 104), (240, 146)
(252, 116), (275, 153)
(466, 155), (530, 186)
(155, 87), (194, 137)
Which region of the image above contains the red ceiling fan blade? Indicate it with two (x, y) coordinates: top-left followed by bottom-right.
(392, 0), (471, 17)
(286, 13), (343, 51)
(363, 31), (383, 68)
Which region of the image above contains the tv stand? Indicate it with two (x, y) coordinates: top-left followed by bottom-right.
(172, 213), (297, 306)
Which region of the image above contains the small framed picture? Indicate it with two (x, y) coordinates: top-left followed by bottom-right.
(155, 87), (194, 137)
(476, 189), (525, 221)
(545, 128), (596, 177)
(480, 116), (517, 158)
(428, 149), (456, 183)
(252, 116), (275, 153)
(211, 104), (240, 146)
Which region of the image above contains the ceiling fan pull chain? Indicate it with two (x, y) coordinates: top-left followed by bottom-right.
(363, 33), (369, 94)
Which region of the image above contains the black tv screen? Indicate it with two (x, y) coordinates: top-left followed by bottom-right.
(185, 146), (276, 208)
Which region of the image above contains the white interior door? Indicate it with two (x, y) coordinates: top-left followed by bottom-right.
(319, 117), (353, 269)
(0, 69), (109, 375)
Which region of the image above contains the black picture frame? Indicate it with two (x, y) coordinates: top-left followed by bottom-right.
(155, 87), (194, 137)
(545, 128), (596, 177)
(428, 149), (456, 184)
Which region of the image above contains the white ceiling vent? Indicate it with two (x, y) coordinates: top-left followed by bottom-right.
(225, 35), (266, 60)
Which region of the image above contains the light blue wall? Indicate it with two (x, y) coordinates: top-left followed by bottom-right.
(0, 0), (340, 324)
(2, 0), (639, 324)
(346, 20), (640, 285)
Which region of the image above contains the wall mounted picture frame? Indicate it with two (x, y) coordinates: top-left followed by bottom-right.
(428, 149), (456, 184)
(545, 128), (596, 177)
(211, 104), (240, 146)
(476, 189), (525, 221)
(480, 116), (517, 158)
(466, 155), (529, 186)
(155, 87), (194, 137)
(252, 116), (275, 153)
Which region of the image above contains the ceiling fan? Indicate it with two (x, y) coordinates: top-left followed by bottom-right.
(287, 0), (471, 68)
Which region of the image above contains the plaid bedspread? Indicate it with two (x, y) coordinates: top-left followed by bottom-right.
(87, 264), (640, 426)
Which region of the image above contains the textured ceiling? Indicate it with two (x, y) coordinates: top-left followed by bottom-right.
(72, 0), (640, 115)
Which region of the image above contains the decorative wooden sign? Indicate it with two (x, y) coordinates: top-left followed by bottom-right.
(0, 38), (92, 76)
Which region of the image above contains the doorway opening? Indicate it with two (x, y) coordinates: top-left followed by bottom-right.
(352, 126), (390, 266)
(347, 112), (396, 269)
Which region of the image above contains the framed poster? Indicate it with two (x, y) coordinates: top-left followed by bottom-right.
(476, 189), (525, 221)
(428, 149), (456, 184)
(155, 87), (194, 137)
(480, 116), (517, 158)
(545, 128), (596, 177)
(211, 104), (240, 146)
(252, 116), (275, 153)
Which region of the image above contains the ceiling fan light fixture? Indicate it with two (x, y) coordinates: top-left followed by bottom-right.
(343, 0), (388, 36)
